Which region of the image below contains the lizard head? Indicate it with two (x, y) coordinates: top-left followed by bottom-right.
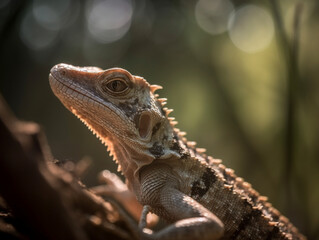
(49, 64), (180, 178)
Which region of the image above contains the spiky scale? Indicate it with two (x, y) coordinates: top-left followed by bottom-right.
(178, 131), (186, 137)
(196, 148), (206, 153)
(158, 98), (167, 103)
(170, 121), (178, 126)
(165, 108), (174, 115)
(259, 196), (268, 202)
(150, 85), (163, 93)
(187, 141), (196, 147)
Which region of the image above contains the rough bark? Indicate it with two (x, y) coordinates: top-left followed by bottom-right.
(0, 94), (137, 240)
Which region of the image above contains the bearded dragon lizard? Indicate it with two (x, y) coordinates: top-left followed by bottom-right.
(49, 63), (306, 240)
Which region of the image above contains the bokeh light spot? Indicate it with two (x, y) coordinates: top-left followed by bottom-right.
(228, 5), (274, 53)
(20, 10), (58, 50)
(86, 0), (133, 44)
(33, 5), (59, 30)
(195, 0), (234, 35)
(32, 0), (71, 31)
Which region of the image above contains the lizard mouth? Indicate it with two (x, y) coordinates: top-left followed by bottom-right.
(49, 64), (115, 114)
(49, 64), (140, 144)
(49, 64), (102, 106)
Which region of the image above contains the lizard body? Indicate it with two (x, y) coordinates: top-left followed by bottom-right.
(49, 64), (306, 240)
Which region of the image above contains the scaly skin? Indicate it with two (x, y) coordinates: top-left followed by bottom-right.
(49, 63), (306, 240)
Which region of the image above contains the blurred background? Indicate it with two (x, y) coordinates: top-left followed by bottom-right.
(0, 0), (318, 238)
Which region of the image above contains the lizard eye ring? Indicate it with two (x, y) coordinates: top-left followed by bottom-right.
(102, 78), (129, 95)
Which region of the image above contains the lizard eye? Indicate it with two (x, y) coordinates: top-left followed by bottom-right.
(103, 79), (128, 94)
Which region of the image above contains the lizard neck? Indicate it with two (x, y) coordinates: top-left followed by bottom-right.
(111, 139), (151, 181)
(110, 118), (181, 185)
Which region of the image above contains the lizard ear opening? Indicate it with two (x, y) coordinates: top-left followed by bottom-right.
(138, 112), (152, 139)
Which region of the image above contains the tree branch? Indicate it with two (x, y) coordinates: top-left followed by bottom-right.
(0, 94), (136, 240)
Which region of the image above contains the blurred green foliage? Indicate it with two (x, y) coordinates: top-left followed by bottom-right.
(0, 0), (318, 238)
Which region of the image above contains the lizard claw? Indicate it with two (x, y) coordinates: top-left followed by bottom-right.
(139, 205), (151, 229)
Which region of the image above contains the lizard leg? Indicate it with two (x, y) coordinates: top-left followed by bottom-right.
(137, 163), (224, 240)
(140, 187), (224, 240)
(91, 170), (158, 226)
